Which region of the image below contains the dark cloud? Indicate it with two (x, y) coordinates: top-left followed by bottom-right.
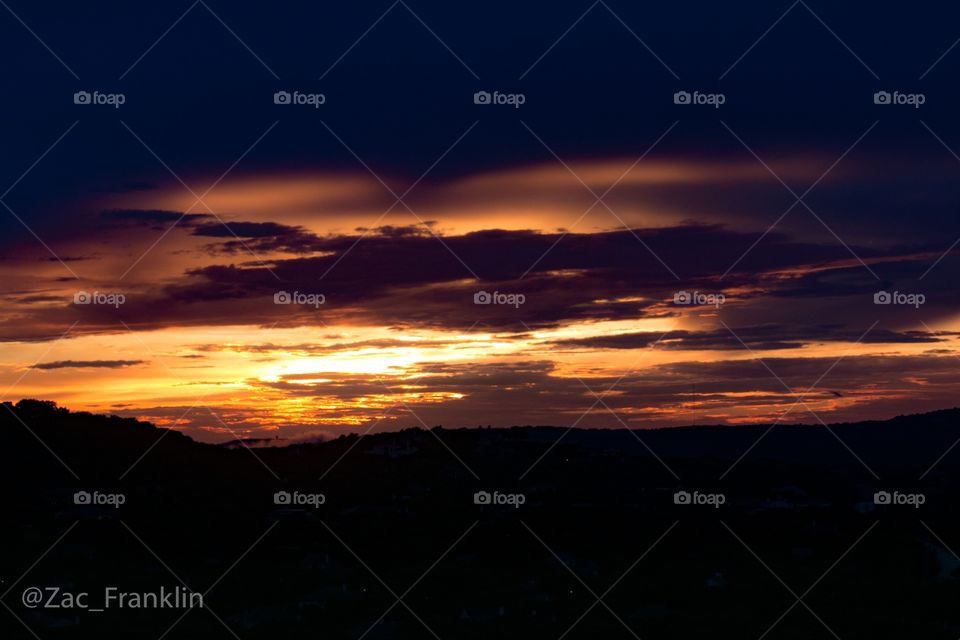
(354, 224), (437, 238)
(42, 256), (91, 262)
(32, 360), (146, 370)
(14, 293), (68, 304)
(553, 326), (955, 351)
(192, 221), (326, 254)
(192, 221), (307, 239)
(149, 223), (936, 331)
(1, 222), (949, 343)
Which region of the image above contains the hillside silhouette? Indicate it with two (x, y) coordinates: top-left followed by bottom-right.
(4, 399), (960, 638)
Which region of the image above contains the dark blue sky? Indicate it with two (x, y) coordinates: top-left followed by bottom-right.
(2, 0), (960, 223)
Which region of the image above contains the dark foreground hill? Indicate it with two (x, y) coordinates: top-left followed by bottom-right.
(3, 399), (960, 639)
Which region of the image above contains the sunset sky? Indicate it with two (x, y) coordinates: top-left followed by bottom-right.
(2, 0), (960, 442)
